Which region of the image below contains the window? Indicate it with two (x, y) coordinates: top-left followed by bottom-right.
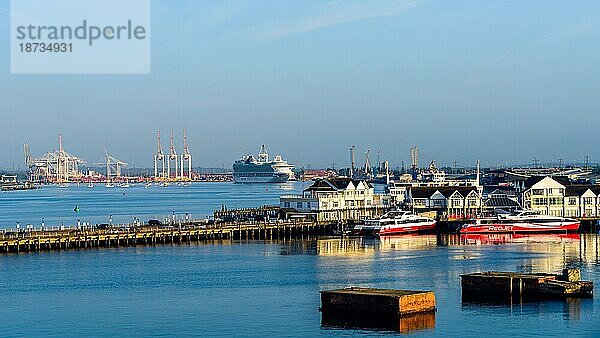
(297, 202), (303, 208)
(584, 197), (594, 205)
(549, 197), (563, 205)
(284, 202), (290, 208)
(532, 189), (544, 195)
(413, 199), (425, 206)
(569, 197), (577, 205)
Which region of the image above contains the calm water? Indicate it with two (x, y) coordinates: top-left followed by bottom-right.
(0, 235), (599, 337)
(0, 182), (310, 228)
(1, 184), (600, 336)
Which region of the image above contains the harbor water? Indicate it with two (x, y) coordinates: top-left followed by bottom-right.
(1, 183), (599, 336)
(0, 182), (310, 228)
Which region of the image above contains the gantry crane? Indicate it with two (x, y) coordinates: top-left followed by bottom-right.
(154, 130), (166, 179)
(168, 130), (178, 179)
(94, 149), (128, 180)
(180, 129), (192, 180)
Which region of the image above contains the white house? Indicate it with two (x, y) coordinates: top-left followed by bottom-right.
(521, 176), (600, 218)
(280, 178), (388, 222)
(408, 186), (482, 219)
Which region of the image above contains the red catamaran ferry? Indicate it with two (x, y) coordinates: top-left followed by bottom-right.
(353, 211), (436, 236)
(459, 210), (580, 234)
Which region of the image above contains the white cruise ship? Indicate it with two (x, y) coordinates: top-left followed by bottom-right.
(233, 145), (295, 183)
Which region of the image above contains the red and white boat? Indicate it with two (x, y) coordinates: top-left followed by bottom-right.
(353, 211), (436, 236)
(459, 211), (580, 234)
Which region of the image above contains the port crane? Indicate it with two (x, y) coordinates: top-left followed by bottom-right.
(154, 130), (166, 179)
(25, 134), (86, 183)
(180, 129), (193, 180)
(93, 149), (128, 180)
(167, 130), (178, 179)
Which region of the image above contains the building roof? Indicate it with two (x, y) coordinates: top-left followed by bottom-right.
(484, 197), (520, 208)
(565, 185), (595, 197)
(483, 185), (517, 197)
(304, 177), (371, 192)
(410, 186), (478, 199)
(523, 175), (574, 189)
(304, 179), (336, 191)
(552, 176), (572, 186)
(523, 176), (546, 189)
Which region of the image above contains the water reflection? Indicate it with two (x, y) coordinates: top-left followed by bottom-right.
(311, 234), (600, 266)
(461, 296), (593, 322)
(321, 311), (436, 334)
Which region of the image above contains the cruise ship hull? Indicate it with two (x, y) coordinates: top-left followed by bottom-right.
(459, 221), (580, 234)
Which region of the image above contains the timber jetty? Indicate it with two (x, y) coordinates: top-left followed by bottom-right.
(0, 221), (336, 254)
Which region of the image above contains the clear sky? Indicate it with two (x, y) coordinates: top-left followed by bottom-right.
(1, 0), (599, 170)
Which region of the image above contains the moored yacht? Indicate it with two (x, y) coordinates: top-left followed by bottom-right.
(353, 211), (436, 236)
(459, 210), (580, 233)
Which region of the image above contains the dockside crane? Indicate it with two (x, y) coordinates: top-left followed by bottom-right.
(180, 129), (192, 180)
(168, 130), (178, 179)
(94, 149), (128, 180)
(25, 134), (85, 183)
(154, 130), (166, 179)
(24, 143), (36, 182)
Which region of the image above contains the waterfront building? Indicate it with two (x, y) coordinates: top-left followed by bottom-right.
(482, 186), (521, 212)
(521, 176), (600, 217)
(388, 161), (482, 206)
(407, 186), (482, 219)
(279, 177), (388, 222)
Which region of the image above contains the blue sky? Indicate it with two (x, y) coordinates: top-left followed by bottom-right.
(1, 0), (600, 169)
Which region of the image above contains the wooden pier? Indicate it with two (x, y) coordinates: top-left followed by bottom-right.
(0, 221), (336, 254)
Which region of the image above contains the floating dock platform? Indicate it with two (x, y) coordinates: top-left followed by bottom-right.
(320, 287), (436, 333)
(461, 269), (593, 300)
(320, 287), (436, 316)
